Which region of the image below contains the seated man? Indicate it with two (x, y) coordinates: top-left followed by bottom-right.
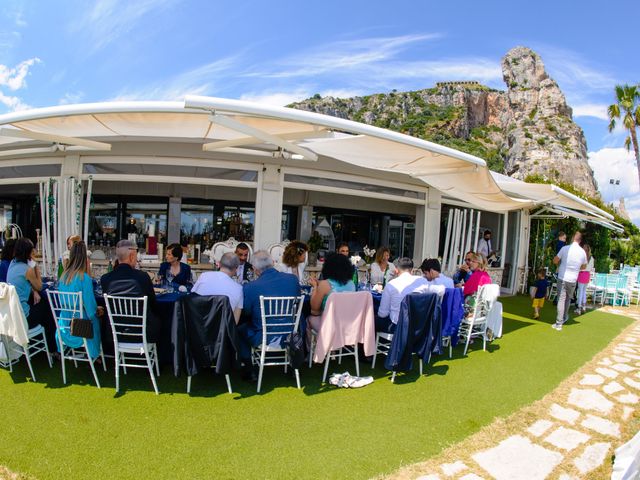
(452, 251), (474, 286)
(238, 250), (301, 381)
(376, 257), (431, 333)
(235, 242), (254, 283)
(101, 239), (160, 342)
(420, 258), (454, 289)
(192, 252), (243, 322)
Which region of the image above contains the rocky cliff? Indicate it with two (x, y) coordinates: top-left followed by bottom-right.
(290, 46), (598, 197)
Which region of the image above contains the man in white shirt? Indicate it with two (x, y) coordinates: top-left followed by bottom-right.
(376, 257), (431, 333)
(477, 230), (493, 259)
(420, 258), (454, 289)
(192, 252), (243, 322)
(552, 231), (587, 330)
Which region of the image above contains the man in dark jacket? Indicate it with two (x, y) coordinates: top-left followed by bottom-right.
(101, 239), (160, 342)
(235, 243), (254, 283)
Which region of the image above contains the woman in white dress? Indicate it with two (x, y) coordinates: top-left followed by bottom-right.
(369, 246), (397, 286)
(276, 240), (308, 280)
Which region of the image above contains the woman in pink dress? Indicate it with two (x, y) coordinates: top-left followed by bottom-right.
(463, 253), (492, 298)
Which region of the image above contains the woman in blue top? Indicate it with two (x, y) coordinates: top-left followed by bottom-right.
(157, 243), (192, 288)
(0, 238), (16, 282)
(7, 237), (56, 349)
(309, 253), (356, 316)
(57, 241), (102, 359)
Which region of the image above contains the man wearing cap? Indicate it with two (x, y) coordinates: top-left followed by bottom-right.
(420, 258), (454, 289)
(101, 239), (160, 342)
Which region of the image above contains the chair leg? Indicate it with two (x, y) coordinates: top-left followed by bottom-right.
(353, 345), (359, 377)
(61, 348), (67, 385)
(419, 358), (423, 376)
(338, 347), (343, 365)
(42, 333), (52, 368)
(371, 335), (379, 368)
(463, 331), (472, 356)
(391, 371), (396, 383)
(100, 349), (107, 372)
(145, 353), (159, 395)
(85, 341), (101, 388)
(153, 347), (160, 377)
(322, 351), (331, 383)
(121, 353), (127, 374)
(257, 358), (265, 393)
(449, 343), (452, 359)
(186, 376), (192, 393)
(308, 332), (316, 368)
(225, 374), (232, 394)
(114, 352), (120, 393)
(294, 368), (301, 389)
(23, 345), (36, 381)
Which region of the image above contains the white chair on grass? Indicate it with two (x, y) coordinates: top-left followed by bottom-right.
(47, 290), (105, 388)
(548, 282), (558, 302)
(603, 275), (619, 305)
(103, 294), (160, 395)
(458, 284), (500, 356)
(251, 295), (304, 393)
(0, 283), (52, 381)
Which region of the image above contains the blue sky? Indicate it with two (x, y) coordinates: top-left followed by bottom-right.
(1, 0), (639, 222)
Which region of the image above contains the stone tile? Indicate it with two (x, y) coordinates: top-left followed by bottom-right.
(622, 406), (634, 421)
(580, 414), (620, 437)
(568, 388), (615, 414)
(544, 427), (590, 451)
(612, 355), (632, 363)
(617, 346), (639, 353)
(623, 353), (640, 360)
(549, 404), (580, 424)
(596, 367), (619, 379)
(416, 475), (440, 480)
(616, 392), (640, 404)
(440, 461), (467, 477)
(602, 381), (625, 395)
(580, 374), (604, 386)
(624, 377), (640, 390)
(527, 419), (554, 437)
(612, 363), (636, 373)
(573, 442), (610, 475)
(598, 357), (613, 366)
(472, 435), (563, 480)
(459, 474), (484, 480)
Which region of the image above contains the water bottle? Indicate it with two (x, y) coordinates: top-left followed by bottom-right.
(57, 258), (64, 279)
(107, 259), (113, 273)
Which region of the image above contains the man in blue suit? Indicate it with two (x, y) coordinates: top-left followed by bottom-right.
(238, 250), (301, 382)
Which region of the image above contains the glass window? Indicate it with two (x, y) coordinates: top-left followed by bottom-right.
(284, 174), (425, 200)
(88, 202), (119, 250)
(181, 204), (215, 247)
(83, 163), (257, 181)
(0, 202), (13, 231)
(221, 206), (254, 243)
(0, 164), (61, 179)
(124, 202), (168, 249)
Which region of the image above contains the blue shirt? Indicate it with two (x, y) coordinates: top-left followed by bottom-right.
(158, 261), (192, 287)
(0, 259), (11, 282)
(242, 267), (301, 335)
(534, 278), (548, 298)
(7, 259), (31, 317)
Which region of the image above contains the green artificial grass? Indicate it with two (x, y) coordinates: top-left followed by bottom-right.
(0, 296), (633, 480)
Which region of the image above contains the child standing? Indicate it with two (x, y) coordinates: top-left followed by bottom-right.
(532, 268), (549, 320)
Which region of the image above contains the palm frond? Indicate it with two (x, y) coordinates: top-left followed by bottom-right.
(624, 136), (632, 151)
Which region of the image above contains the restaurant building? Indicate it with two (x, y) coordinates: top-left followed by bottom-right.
(0, 96), (618, 294)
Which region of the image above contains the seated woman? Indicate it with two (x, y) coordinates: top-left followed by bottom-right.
(275, 240), (308, 281)
(0, 238), (16, 282)
(462, 253), (492, 298)
(57, 241), (102, 360)
(158, 243), (192, 288)
(7, 237), (56, 350)
(62, 234), (92, 275)
(369, 247), (397, 286)
(309, 253), (356, 316)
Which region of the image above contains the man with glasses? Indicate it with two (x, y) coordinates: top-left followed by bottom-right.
(453, 251), (475, 287)
(100, 239), (160, 342)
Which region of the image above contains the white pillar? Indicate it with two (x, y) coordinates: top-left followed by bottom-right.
(254, 164), (284, 250)
(516, 209), (530, 293)
(413, 188), (441, 264)
(500, 212), (509, 268)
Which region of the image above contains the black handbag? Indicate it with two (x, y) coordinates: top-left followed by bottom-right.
(284, 331), (304, 370)
(70, 316), (94, 339)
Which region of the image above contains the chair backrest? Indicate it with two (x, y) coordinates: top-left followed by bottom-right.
(595, 273), (607, 287)
(258, 295), (303, 347)
(103, 294), (148, 346)
(46, 290), (83, 332)
(606, 275), (619, 288)
(267, 240), (290, 264)
(617, 275), (628, 289)
(470, 284), (500, 324)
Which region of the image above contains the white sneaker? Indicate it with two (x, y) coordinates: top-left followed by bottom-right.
(552, 324), (563, 331)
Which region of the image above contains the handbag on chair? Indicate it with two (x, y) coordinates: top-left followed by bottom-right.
(70, 315), (94, 339)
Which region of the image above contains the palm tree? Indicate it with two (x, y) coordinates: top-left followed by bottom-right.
(608, 84), (640, 188)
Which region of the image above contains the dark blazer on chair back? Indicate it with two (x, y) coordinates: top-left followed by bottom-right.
(385, 292), (442, 372)
(173, 293), (239, 377)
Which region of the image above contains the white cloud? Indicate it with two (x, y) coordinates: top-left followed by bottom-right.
(573, 103), (609, 120)
(0, 58), (40, 91)
(74, 0), (177, 52)
(110, 56), (239, 101)
(540, 46), (616, 92)
(0, 91), (30, 111)
(59, 91), (85, 105)
(588, 147), (640, 224)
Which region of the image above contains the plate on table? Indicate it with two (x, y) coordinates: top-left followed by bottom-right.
(154, 287), (168, 295)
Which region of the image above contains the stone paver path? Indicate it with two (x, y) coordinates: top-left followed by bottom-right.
(386, 306), (640, 480)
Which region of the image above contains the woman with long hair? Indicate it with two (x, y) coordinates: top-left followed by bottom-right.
(276, 240), (308, 280)
(576, 244), (594, 315)
(309, 253), (356, 316)
(57, 241), (102, 359)
(462, 253), (492, 298)
(369, 246), (397, 285)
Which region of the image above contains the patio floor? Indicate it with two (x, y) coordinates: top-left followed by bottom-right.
(0, 296), (634, 479)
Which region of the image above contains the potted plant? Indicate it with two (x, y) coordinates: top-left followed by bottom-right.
(307, 231), (323, 266)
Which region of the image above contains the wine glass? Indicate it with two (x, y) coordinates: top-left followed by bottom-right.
(166, 271), (175, 293)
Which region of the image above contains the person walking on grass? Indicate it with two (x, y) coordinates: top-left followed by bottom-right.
(552, 231), (587, 331)
(531, 268), (548, 320)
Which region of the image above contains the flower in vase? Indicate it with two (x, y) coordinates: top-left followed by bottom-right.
(349, 255), (361, 267)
